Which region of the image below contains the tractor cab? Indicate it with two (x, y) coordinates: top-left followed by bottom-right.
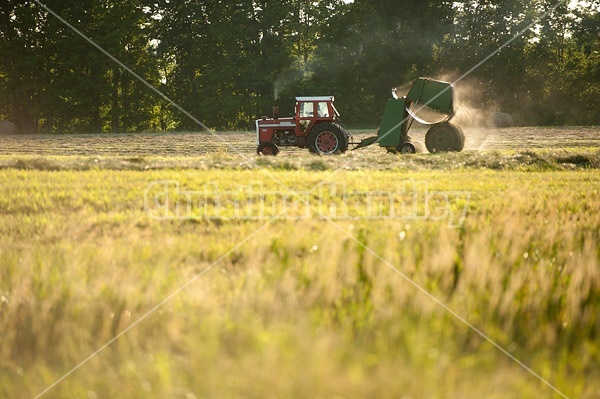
(294, 96), (338, 136)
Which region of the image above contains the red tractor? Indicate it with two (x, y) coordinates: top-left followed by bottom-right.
(256, 96), (350, 155)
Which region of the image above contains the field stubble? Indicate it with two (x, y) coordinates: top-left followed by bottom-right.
(0, 128), (599, 398)
(0, 126), (598, 157)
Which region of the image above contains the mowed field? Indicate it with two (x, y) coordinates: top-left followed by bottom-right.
(0, 126), (599, 157)
(1, 127), (599, 399)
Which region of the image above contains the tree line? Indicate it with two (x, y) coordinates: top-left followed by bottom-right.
(0, 0), (598, 133)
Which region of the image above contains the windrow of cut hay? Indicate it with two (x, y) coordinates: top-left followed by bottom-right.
(0, 148), (599, 172)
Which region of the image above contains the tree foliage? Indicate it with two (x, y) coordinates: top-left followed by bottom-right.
(0, 0), (598, 133)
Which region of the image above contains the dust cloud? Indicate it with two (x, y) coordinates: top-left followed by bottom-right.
(438, 74), (500, 128)
(393, 74), (503, 128)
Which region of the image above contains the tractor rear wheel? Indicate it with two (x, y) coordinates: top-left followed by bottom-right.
(425, 122), (465, 153)
(257, 141), (279, 156)
(308, 123), (349, 155)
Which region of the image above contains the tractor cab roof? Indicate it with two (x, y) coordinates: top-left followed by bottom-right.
(295, 96), (334, 102)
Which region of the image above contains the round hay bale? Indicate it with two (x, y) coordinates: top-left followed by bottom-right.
(425, 122), (465, 153)
(0, 120), (18, 135)
(486, 112), (514, 128)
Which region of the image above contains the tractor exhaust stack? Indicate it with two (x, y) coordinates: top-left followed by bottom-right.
(273, 99), (279, 120)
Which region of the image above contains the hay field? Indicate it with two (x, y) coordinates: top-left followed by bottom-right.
(0, 126), (598, 157)
(0, 128), (599, 399)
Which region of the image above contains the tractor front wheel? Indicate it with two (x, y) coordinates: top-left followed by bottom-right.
(425, 122), (465, 153)
(308, 123), (349, 155)
(257, 141), (279, 156)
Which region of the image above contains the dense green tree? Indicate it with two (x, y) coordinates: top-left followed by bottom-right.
(523, 0), (600, 124)
(281, 0), (456, 126)
(440, 0), (599, 125)
(0, 2), (49, 132)
(48, 0), (162, 132)
(0, 0), (161, 133)
(0, 0), (597, 132)
(153, 0), (300, 130)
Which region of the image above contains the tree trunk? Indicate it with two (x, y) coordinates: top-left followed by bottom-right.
(14, 91), (36, 134)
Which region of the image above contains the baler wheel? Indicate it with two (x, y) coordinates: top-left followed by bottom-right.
(425, 122), (465, 153)
(399, 142), (416, 154)
(257, 142), (279, 156)
(308, 123), (349, 155)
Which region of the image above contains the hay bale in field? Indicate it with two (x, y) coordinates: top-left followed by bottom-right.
(486, 112), (514, 128)
(0, 120), (18, 135)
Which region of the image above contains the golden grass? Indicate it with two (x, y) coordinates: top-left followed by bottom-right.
(0, 163), (598, 398)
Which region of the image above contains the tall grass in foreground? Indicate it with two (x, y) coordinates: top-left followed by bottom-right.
(0, 168), (598, 398)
